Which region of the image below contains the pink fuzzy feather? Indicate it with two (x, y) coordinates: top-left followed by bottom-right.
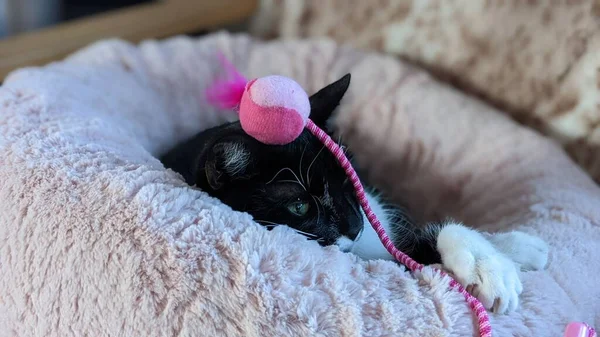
(205, 52), (248, 109)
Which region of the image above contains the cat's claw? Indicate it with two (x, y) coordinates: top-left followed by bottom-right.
(436, 224), (523, 314)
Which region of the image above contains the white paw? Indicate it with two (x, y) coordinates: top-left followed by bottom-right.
(437, 224), (523, 314)
(485, 231), (549, 271)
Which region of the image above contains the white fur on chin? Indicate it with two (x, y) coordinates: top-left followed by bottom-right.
(335, 236), (355, 252)
(347, 191), (396, 261)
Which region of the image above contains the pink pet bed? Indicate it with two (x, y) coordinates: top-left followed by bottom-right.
(0, 32), (598, 336)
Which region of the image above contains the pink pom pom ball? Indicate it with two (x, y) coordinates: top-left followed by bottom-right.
(239, 75), (310, 145)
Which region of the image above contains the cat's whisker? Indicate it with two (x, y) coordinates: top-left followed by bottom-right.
(255, 219), (319, 238)
(266, 167), (307, 191)
(266, 168), (288, 185)
(306, 144), (326, 187)
(292, 229), (319, 238)
(310, 195), (321, 224)
(299, 144), (307, 185)
(255, 219), (280, 226)
(283, 168), (307, 191)
(274, 179), (305, 187)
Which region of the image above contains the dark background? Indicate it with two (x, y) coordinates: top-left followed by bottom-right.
(63, 0), (154, 21)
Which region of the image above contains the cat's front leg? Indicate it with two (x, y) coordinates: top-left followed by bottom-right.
(385, 219), (527, 313)
(354, 194), (547, 313)
(435, 223), (524, 314)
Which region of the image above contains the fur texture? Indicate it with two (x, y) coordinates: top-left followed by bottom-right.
(0, 33), (599, 336)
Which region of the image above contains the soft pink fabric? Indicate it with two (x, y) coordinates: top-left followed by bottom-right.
(1, 32), (599, 337)
(240, 75), (310, 145)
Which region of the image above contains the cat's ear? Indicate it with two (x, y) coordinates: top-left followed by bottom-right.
(309, 73), (351, 131)
(204, 138), (255, 190)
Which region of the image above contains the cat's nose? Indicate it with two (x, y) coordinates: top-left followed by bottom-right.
(346, 226), (362, 241)
(344, 217), (364, 241)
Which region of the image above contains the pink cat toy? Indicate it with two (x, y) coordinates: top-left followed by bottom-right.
(564, 322), (597, 337)
(206, 53), (597, 337)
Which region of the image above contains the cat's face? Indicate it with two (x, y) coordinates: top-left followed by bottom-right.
(195, 74), (364, 249)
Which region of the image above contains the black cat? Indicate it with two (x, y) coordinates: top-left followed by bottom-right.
(160, 74), (548, 314)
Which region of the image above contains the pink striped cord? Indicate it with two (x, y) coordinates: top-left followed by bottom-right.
(306, 120), (492, 337)
(588, 324), (597, 337)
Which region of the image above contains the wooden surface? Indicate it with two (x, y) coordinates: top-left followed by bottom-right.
(0, 0), (258, 80)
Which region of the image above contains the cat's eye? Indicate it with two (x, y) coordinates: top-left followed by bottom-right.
(287, 200), (310, 216)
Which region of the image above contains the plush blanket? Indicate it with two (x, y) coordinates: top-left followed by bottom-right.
(250, 0), (600, 184)
(1, 32), (599, 337)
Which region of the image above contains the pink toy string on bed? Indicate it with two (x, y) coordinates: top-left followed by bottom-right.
(206, 54), (600, 337)
(205, 52), (492, 337)
(206, 53), (493, 337)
